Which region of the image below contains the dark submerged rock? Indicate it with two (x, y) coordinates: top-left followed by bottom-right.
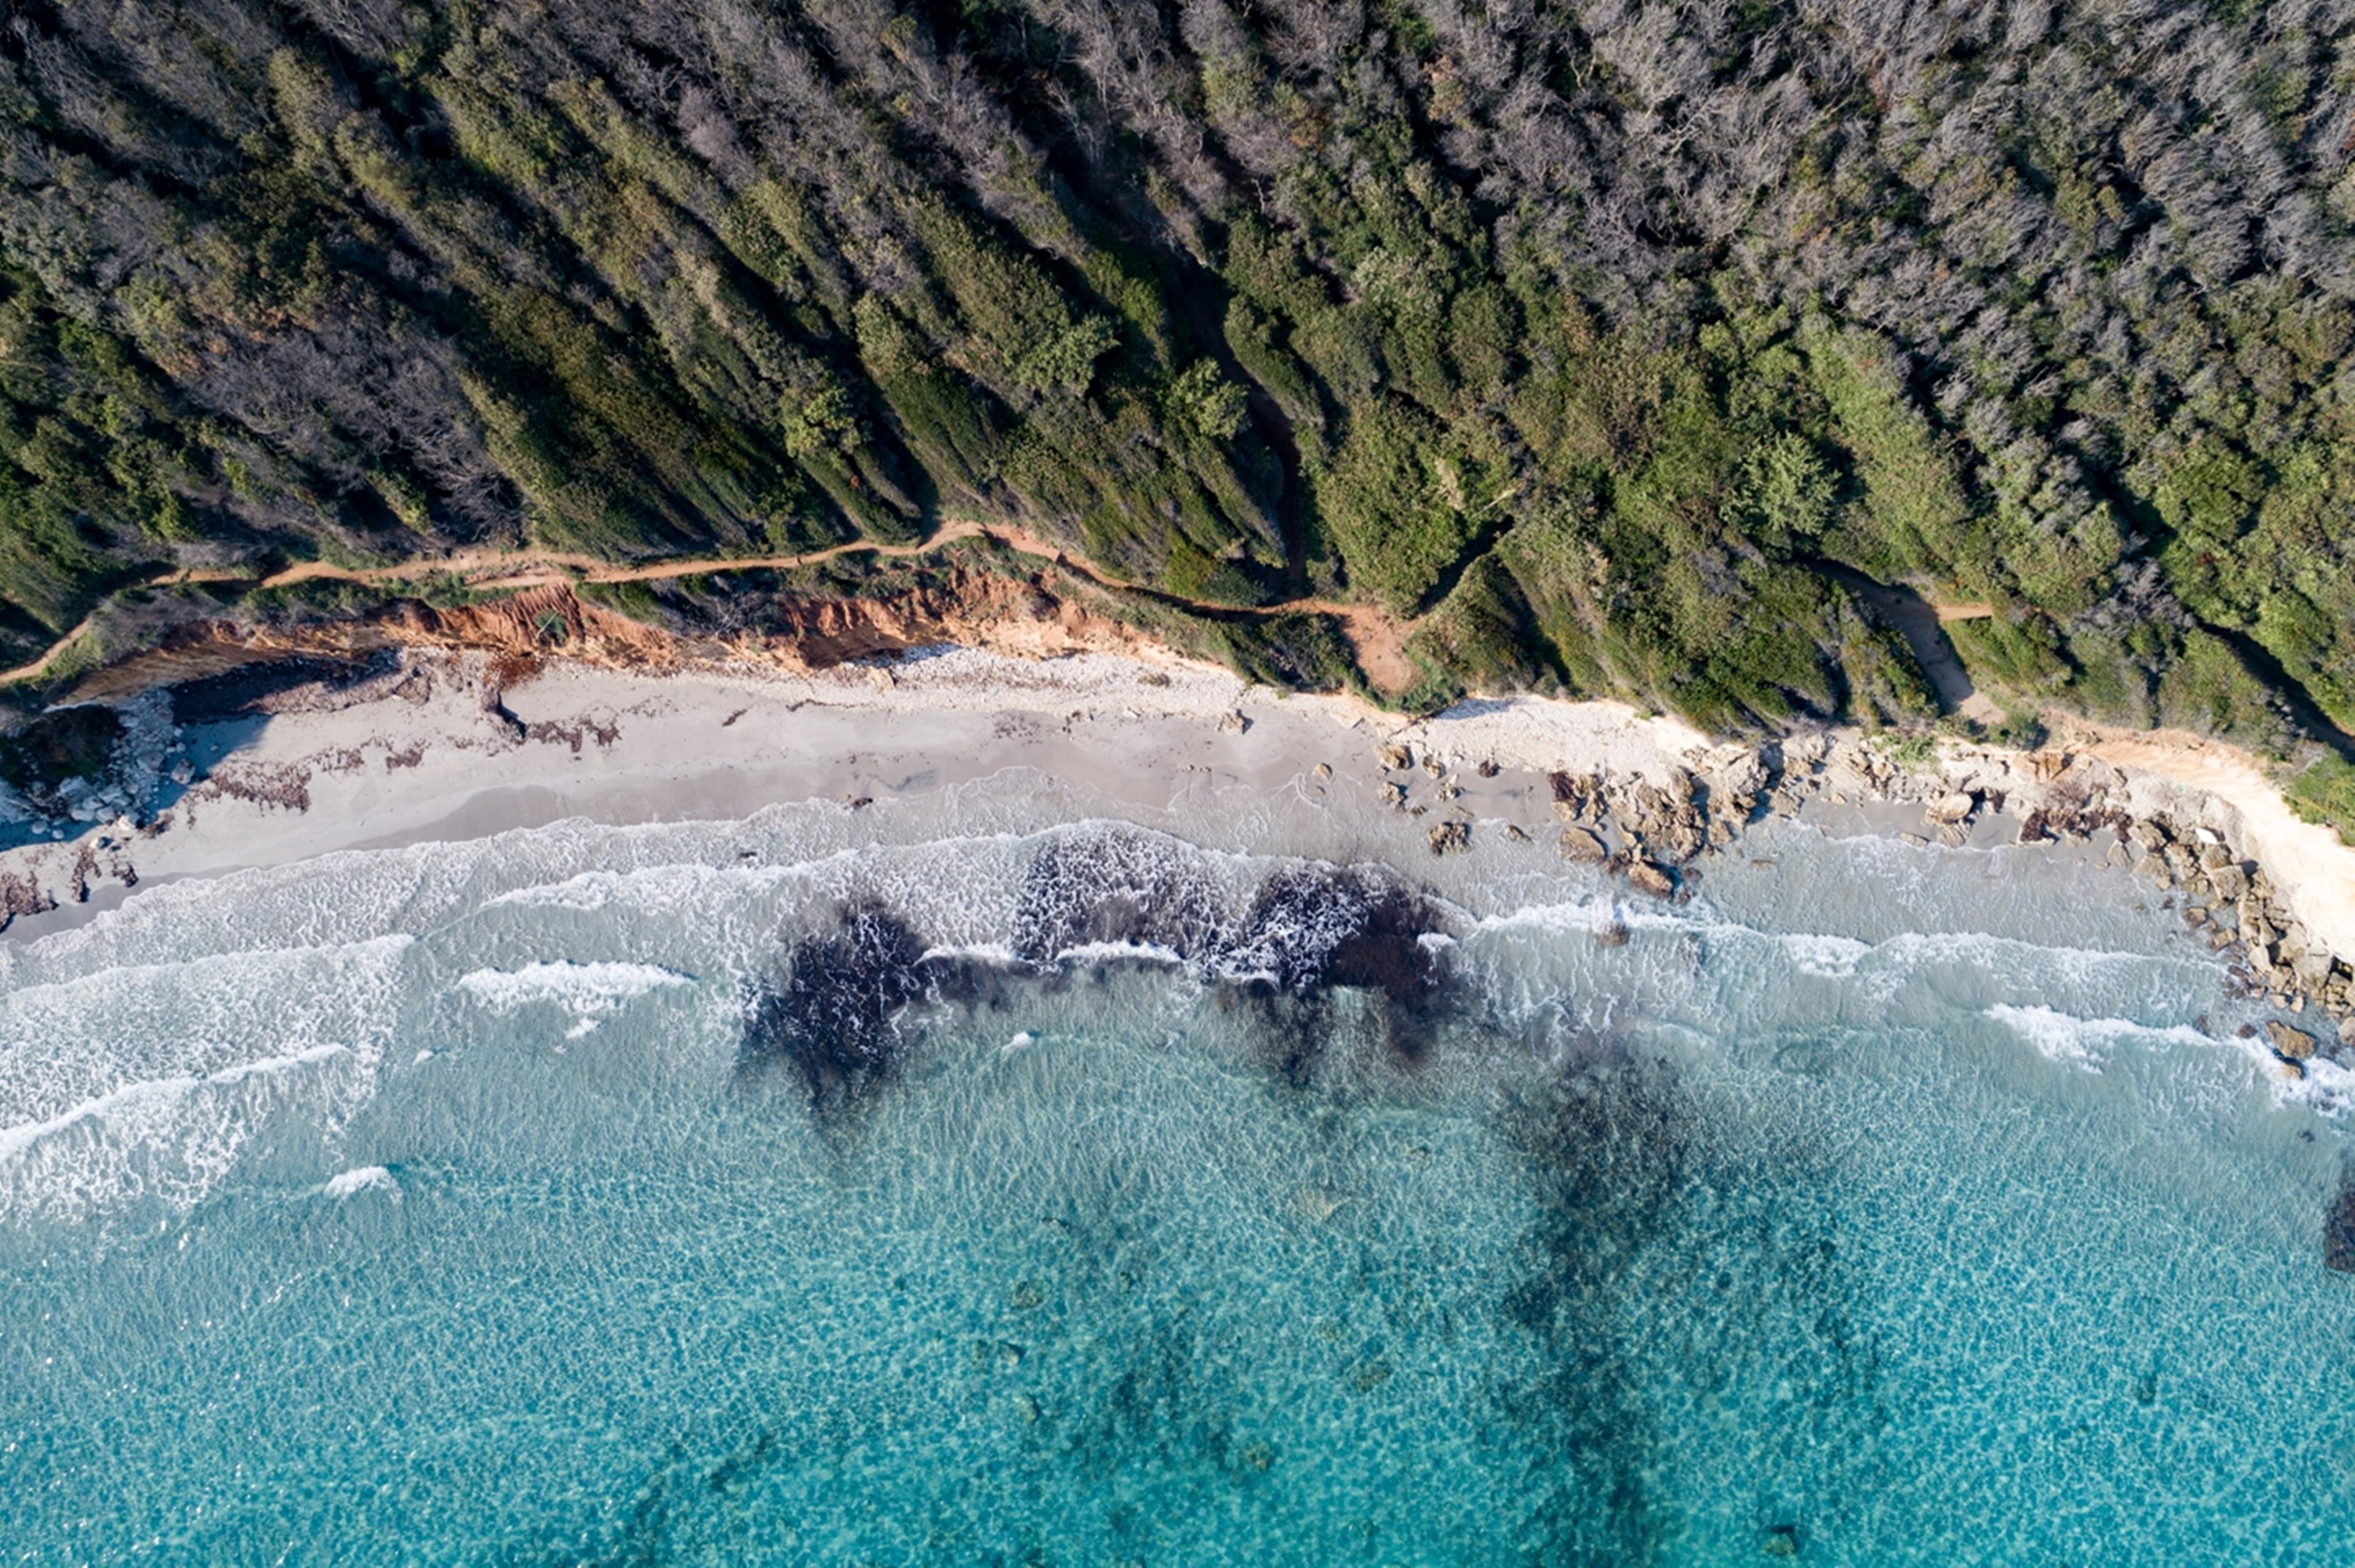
(1221, 864), (1453, 1077)
(1011, 827), (1223, 966)
(2326, 1170), (2355, 1275)
(1225, 864), (1446, 1005)
(740, 903), (932, 1114)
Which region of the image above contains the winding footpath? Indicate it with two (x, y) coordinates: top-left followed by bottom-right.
(0, 520), (1420, 693)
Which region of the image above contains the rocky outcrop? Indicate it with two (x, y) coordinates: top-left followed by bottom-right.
(1517, 726), (2355, 1064)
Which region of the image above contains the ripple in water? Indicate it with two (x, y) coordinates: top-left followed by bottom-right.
(0, 810), (2350, 1562)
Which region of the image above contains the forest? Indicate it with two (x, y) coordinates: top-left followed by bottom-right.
(4, 0), (2354, 824)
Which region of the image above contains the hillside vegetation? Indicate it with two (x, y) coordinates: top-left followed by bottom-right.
(4, 0), (2353, 778)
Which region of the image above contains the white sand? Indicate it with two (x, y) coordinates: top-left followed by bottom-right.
(4, 643), (2353, 974)
(0, 645), (1694, 939)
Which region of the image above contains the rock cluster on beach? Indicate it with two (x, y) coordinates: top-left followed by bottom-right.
(1379, 724), (2355, 1077)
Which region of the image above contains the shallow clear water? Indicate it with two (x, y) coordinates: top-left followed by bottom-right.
(3, 780), (2351, 1564)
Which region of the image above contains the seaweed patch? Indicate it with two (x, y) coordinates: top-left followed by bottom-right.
(1492, 1045), (1694, 1562)
(740, 903), (932, 1116)
(1493, 1042), (1881, 1558)
(1009, 827), (1224, 967)
(1220, 864), (1453, 1077)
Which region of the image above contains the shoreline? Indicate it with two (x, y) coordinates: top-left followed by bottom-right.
(3, 637), (2352, 1070)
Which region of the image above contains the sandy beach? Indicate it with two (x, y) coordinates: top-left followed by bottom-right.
(4, 640), (2354, 1056)
(0, 643), (1695, 939)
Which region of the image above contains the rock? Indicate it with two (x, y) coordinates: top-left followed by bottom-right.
(2184, 906), (2208, 926)
(1427, 820), (1470, 856)
(1477, 759), (1500, 778)
(1422, 756), (1446, 779)
(1313, 762), (1332, 779)
(1558, 826), (1607, 863)
(2327, 1174), (2355, 1274)
(2265, 1019), (2316, 1061)
(1378, 743), (1413, 771)
(2133, 854), (2170, 885)
(1929, 790), (1977, 825)
(1379, 781), (1407, 809)
(2278, 1056), (2306, 1080)
(1548, 770), (1598, 816)
(2209, 865), (2249, 902)
(1504, 823), (1530, 842)
(2341, 1015), (2355, 1050)
(1217, 709), (1249, 733)
(1593, 920), (1630, 948)
(1626, 860), (1675, 899)
(2029, 751), (2071, 782)
(2294, 952), (2336, 989)
(1900, 832), (1929, 847)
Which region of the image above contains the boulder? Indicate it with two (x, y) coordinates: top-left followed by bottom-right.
(1378, 743), (1414, 771)
(1626, 860), (1675, 899)
(1379, 781), (1407, 809)
(1427, 820), (1470, 856)
(1930, 791), (1977, 825)
(1217, 710), (1249, 733)
(2265, 1019), (2316, 1062)
(1558, 826), (1607, 864)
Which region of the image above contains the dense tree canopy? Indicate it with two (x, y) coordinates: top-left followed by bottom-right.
(4, 0), (2353, 771)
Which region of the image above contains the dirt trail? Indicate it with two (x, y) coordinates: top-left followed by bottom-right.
(1, 521), (1424, 694)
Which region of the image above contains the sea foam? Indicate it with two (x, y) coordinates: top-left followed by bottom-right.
(455, 960), (693, 1037)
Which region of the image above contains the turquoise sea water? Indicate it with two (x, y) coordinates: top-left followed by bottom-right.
(2, 779), (2351, 1564)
